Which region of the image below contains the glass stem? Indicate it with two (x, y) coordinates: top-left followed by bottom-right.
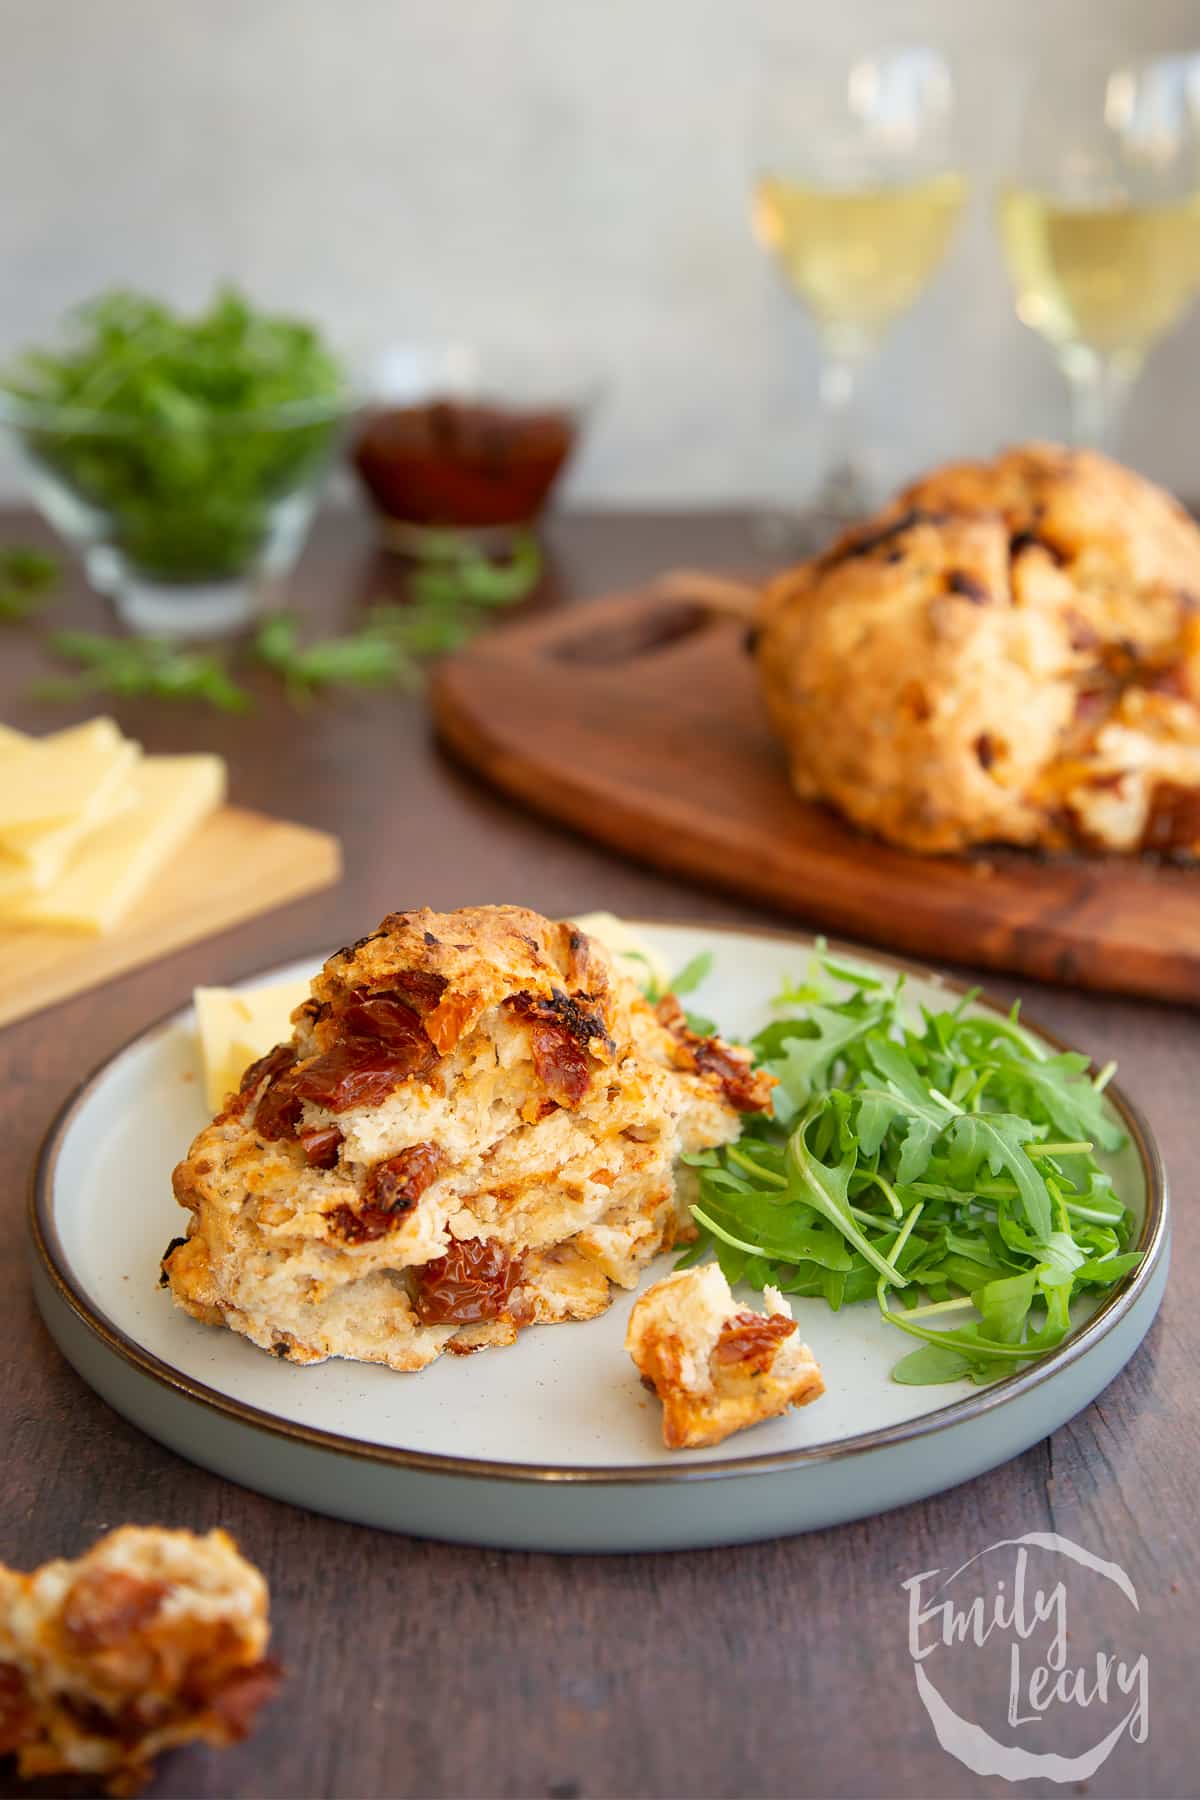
(1061, 350), (1140, 455)
(816, 349), (874, 521)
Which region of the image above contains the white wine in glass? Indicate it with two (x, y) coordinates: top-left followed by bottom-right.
(750, 47), (967, 541)
(998, 54), (1200, 450)
(753, 171), (967, 354)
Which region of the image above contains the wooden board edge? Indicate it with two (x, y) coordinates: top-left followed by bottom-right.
(432, 663), (1200, 1008)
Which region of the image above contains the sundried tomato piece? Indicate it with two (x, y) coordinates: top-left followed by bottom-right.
(694, 1039), (772, 1112)
(1101, 638), (1143, 681)
(0, 1663), (34, 1753)
(61, 1570), (166, 1652)
(202, 1659), (283, 1738)
(340, 992), (428, 1049)
(1144, 662), (1189, 699)
(292, 1037), (425, 1112)
(59, 1692), (131, 1739)
(366, 1143), (446, 1215)
(712, 1311), (797, 1374)
(1065, 611), (1101, 651)
(656, 995), (773, 1114)
(1073, 686), (1112, 727)
(253, 1065), (304, 1141)
(411, 1237), (522, 1325)
(390, 971), (449, 1015)
(325, 1203), (395, 1245)
(233, 1044), (300, 1129)
(239, 1043), (296, 1094)
(527, 1020), (591, 1105)
(1142, 782), (1200, 855)
(299, 1125), (343, 1169)
(505, 988), (610, 1107)
(327, 1144), (447, 1244)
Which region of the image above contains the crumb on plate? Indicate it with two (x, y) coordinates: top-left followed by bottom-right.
(625, 1263), (824, 1449)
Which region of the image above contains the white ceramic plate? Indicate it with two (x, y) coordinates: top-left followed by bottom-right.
(30, 924), (1168, 1552)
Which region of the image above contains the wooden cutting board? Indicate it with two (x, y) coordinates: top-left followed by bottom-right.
(0, 805), (341, 1029)
(433, 579), (1200, 1005)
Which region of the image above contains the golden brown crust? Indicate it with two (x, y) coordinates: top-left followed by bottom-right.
(314, 905), (615, 1056)
(757, 444), (1200, 855)
(0, 1527), (276, 1794)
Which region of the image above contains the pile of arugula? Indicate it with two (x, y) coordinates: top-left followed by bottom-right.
(674, 948), (1140, 1386)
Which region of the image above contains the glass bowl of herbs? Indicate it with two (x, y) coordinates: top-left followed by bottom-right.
(0, 289), (354, 637)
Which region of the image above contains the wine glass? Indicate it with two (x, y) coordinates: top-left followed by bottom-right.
(750, 46), (967, 545)
(998, 51), (1200, 453)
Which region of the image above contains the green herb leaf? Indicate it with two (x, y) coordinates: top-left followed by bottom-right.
(692, 1192), (853, 1271)
(252, 609), (424, 700)
(408, 530), (541, 607)
(0, 545), (58, 623)
(892, 1343), (976, 1385)
(947, 1112), (1053, 1243)
(669, 951), (715, 997)
(762, 1001), (891, 1123)
(785, 1100), (908, 1286)
(250, 532), (541, 703)
(33, 631), (250, 712)
(959, 1032), (1124, 1152)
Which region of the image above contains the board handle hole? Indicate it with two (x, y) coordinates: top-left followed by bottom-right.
(549, 601), (716, 666)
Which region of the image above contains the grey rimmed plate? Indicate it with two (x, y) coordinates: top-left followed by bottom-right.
(29, 923), (1168, 1552)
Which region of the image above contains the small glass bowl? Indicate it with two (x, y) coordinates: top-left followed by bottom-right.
(0, 388), (355, 637)
(348, 345), (601, 550)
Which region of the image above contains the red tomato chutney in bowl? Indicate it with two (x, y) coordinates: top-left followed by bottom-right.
(352, 397), (578, 530)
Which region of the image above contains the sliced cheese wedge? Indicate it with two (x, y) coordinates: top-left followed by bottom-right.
(0, 717), (136, 843)
(0, 757), (141, 890)
(193, 977), (313, 1112)
(0, 755), (226, 934)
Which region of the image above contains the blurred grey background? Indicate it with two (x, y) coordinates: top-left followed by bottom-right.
(2, 0), (1199, 505)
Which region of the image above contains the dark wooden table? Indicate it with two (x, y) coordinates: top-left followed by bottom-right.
(0, 508), (1195, 1800)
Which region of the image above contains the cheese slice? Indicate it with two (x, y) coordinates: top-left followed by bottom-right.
(0, 754), (226, 933)
(0, 719), (142, 895)
(570, 910), (670, 994)
(0, 717), (136, 842)
(0, 716), (125, 762)
(193, 977), (313, 1112)
(0, 757), (140, 890)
